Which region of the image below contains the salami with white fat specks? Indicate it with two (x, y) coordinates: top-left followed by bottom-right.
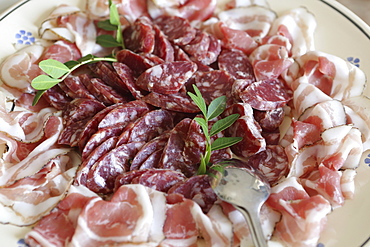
(218, 49), (255, 81)
(97, 100), (151, 129)
(158, 118), (198, 177)
(246, 145), (289, 185)
(43, 85), (72, 110)
(136, 61), (197, 95)
(123, 16), (155, 54)
(224, 103), (266, 158)
(90, 78), (129, 104)
(85, 141), (145, 194)
(183, 118), (206, 165)
(63, 74), (96, 100)
(58, 118), (89, 146)
(62, 98), (105, 127)
(153, 24), (175, 62)
(142, 91), (199, 113)
(254, 107), (285, 132)
(167, 175), (217, 213)
(82, 125), (124, 160)
(240, 78), (292, 110)
(113, 62), (146, 99)
(130, 132), (170, 171)
(183, 29), (210, 62)
(75, 136), (119, 187)
(154, 15), (196, 46)
(115, 169), (186, 193)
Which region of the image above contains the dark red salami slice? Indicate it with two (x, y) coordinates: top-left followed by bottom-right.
(153, 24), (175, 62)
(58, 81), (79, 99)
(98, 100), (151, 129)
(262, 130), (281, 145)
(63, 75), (96, 100)
(75, 136), (119, 187)
(90, 78), (129, 104)
(58, 118), (89, 146)
(183, 29), (210, 61)
(116, 49), (162, 77)
(112, 62), (146, 99)
(138, 149), (164, 170)
(78, 103), (124, 151)
(62, 98), (105, 127)
(168, 175), (217, 213)
(254, 107), (285, 132)
(182, 118), (205, 165)
(231, 79), (254, 101)
(218, 49), (255, 81)
(123, 16), (155, 54)
(142, 91), (199, 113)
(81, 125), (125, 160)
(130, 132), (170, 171)
(116, 169), (186, 193)
(43, 85), (72, 110)
(79, 74), (112, 105)
(136, 61), (197, 95)
(240, 79), (292, 111)
(88, 61), (130, 94)
(159, 118), (197, 177)
(198, 34), (221, 65)
(86, 141), (145, 194)
(195, 70), (234, 105)
(154, 15), (196, 46)
(246, 145), (289, 185)
(173, 45), (192, 62)
(225, 103), (266, 158)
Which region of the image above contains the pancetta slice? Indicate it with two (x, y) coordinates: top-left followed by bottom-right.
(268, 7), (316, 57)
(0, 152), (79, 226)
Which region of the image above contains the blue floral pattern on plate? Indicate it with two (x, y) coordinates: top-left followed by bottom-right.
(17, 238), (29, 247)
(15, 30), (35, 45)
(347, 57), (360, 67)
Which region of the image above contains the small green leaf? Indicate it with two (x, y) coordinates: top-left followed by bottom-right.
(197, 154), (207, 175)
(39, 59), (70, 79)
(210, 114), (239, 136)
(97, 19), (118, 31)
(32, 90), (46, 106)
(31, 75), (61, 90)
(194, 117), (209, 137)
(78, 54), (97, 63)
(207, 96), (227, 120)
(96, 34), (122, 47)
(211, 137), (243, 151)
(188, 85), (207, 116)
(64, 60), (80, 69)
(109, 1), (120, 26)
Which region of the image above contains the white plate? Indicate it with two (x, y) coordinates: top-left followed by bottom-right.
(0, 0), (370, 246)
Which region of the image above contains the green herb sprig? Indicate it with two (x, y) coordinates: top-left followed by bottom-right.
(188, 85), (242, 175)
(96, 0), (125, 48)
(31, 55), (117, 105)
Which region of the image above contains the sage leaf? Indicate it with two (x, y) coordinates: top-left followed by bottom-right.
(97, 19), (117, 31)
(64, 60), (80, 69)
(39, 59), (70, 79)
(32, 90), (46, 106)
(194, 117), (209, 137)
(211, 137), (242, 151)
(210, 114), (239, 136)
(207, 96), (226, 120)
(31, 75), (61, 90)
(96, 34), (122, 47)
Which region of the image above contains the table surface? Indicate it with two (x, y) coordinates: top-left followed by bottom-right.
(1, 0), (370, 24)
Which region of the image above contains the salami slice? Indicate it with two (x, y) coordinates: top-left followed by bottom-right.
(62, 98), (105, 127)
(75, 136), (119, 187)
(81, 125), (124, 160)
(123, 16), (155, 54)
(195, 70), (234, 105)
(159, 118), (197, 177)
(136, 61), (197, 95)
(130, 132), (170, 171)
(225, 103), (266, 158)
(113, 62), (146, 99)
(88, 61), (130, 94)
(79, 75), (112, 105)
(183, 118), (206, 165)
(154, 15), (196, 46)
(168, 175), (217, 213)
(240, 78), (292, 111)
(218, 49), (255, 81)
(63, 75), (96, 100)
(98, 100), (151, 129)
(116, 49), (162, 77)
(153, 24), (175, 62)
(90, 78), (129, 104)
(246, 145), (289, 185)
(116, 169), (186, 193)
(43, 85), (72, 110)
(183, 29), (210, 62)
(58, 118), (89, 146)
(254, 107), (285, 132)
(86, 142), (145, 194)
(142, 91), (199, 113)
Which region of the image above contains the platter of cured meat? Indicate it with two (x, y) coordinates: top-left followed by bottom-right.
(0, 0), (370, 246)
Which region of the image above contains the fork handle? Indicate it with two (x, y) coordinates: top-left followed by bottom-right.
(235, 205), (268, 247)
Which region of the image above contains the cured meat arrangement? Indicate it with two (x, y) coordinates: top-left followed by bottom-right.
(0, 0), (368, 246)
